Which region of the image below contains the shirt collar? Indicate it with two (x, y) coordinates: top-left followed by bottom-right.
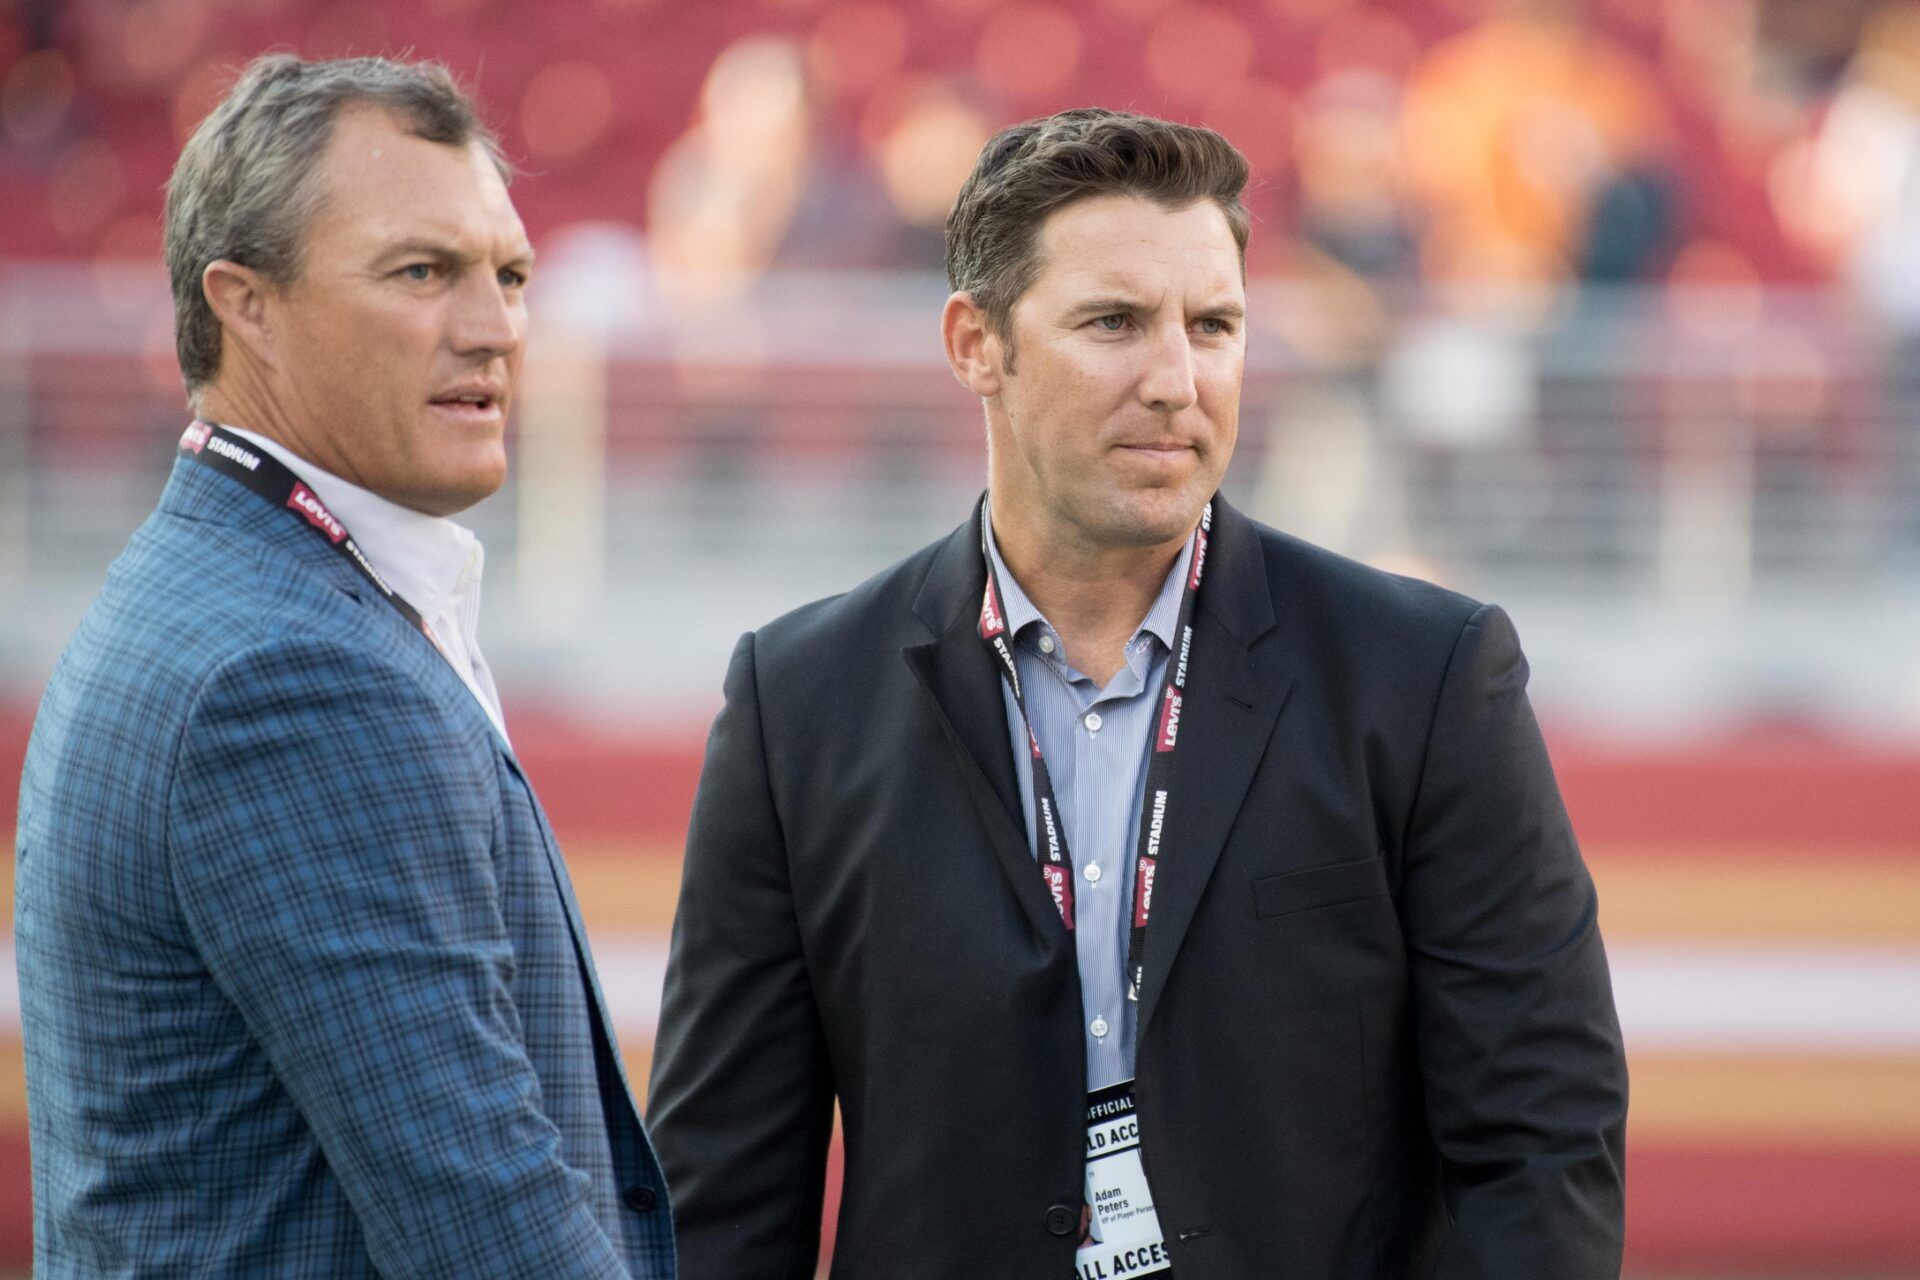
(219, 425), (482, 620)
(982, 502), (1196, 653)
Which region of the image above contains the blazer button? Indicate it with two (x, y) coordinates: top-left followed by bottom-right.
(623, 1185), (659, 1213)
(1044, 1203), (1077, 1236)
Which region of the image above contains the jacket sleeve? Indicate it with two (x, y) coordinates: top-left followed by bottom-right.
(166, 636), (635, 1280)
(1399, 604), (1628, 1278)
(647, 632), (836, 1280)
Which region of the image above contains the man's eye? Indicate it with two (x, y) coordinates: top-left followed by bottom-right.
(1195, 317), (1228, 335)
(498, 267), (528, 288)
(401, 263), (436, 282)
(1093, 314), (1129, 332)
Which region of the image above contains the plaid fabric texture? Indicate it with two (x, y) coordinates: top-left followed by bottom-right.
(15, 456), (675, 1279)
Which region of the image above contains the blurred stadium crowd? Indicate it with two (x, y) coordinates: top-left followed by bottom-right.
(6, 0), (1920, 305)
(4, 0), (1920, 1275)
(7, 0), (1920, 625)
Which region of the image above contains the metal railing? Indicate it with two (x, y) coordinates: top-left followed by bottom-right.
(4, 262), (1917, 730)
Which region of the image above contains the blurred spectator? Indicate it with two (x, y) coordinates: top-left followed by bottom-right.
(646, 36), (821, 311)
(864, 75), (993, 270)
(11, 0), (58, 54)
(1797, 1), (1920, 550)
(1294, 69), (1419, 281)
(1800, 2), (1920, 332)
(0, 11), (77, 157)
(644, 36), (904, 302)
(1402, 0), (1678, 291)
(1755, 0), (1879, 99)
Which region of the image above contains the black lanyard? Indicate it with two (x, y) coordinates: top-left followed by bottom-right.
(178, 420), (438, 647)
(978, 502), (1211, 1000)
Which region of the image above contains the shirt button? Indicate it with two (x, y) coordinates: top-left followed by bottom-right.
(1090, 1016), (1109, 1039)
(622, 1185), (659, 1213)
(1083, 863), (1102, 883)
(1038, 634), (1056, 654)
(1083, 712), (1103, 733)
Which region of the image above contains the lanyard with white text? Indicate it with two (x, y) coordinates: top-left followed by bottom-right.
(178, 420), (437, 647)
(978, 501), (1211, 1001)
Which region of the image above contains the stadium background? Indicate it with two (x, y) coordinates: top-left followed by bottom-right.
(3, 0), (1919, 1273)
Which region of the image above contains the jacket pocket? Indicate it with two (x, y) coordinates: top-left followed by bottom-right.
(1252, 855), (1389, 919)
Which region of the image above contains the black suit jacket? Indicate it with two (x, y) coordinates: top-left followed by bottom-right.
(648, 497), (1627, 1279)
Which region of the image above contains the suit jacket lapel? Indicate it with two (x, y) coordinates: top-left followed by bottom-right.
(160, 454), (375, 606)
(495, 746), (653, 1114)
(159, 452), (442, 670)
(1136, 497), (1291, 1034)
(167, 452), (631, 1069)
(901, 500), (1072, 947)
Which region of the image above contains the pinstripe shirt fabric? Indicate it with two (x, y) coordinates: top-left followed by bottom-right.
(984, 513), (1196, 1090)
(14, 451), (674, 1279)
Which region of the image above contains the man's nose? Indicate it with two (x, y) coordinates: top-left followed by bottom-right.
(450, 272), (524, 359)
(1138, 324), (1198, 414)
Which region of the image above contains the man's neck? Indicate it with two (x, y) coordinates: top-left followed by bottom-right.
(990, 501), (1190, 686)
(197, 382), (335, 487)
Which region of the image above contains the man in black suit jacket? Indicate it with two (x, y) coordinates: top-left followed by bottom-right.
(649, 109), (1627, 1279)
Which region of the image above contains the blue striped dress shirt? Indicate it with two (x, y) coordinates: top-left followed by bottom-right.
(984, 510), (1198, 1090)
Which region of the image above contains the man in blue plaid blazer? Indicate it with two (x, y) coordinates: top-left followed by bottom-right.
(13, 56), (673, 1278)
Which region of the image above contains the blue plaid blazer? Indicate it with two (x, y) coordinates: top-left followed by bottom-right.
(15, 453), (675, 1278)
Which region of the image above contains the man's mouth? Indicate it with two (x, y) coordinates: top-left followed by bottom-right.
(429, 390), (503, 418)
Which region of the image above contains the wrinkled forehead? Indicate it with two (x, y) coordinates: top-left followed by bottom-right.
(307, 107), (529, 257)
(1027, 194), (1244, 306)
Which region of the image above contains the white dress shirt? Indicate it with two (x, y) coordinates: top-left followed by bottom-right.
(223, 426), (510, 744)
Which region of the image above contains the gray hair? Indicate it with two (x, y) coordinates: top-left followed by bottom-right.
(164, 54), (509, 403)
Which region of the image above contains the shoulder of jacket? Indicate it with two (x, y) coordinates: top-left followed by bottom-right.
(750, 534), (951, 661)
(1244, 518), (1487, 638)
(113, 512), (420, 689)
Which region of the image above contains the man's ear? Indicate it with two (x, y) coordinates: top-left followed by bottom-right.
(201, 259), (279, 373)
(941, 292), (1007, 398)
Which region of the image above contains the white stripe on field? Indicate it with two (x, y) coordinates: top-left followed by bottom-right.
(590, 938), (670, 1039)
(1607, 944), (1920, 1054)
(4, 939), (1919, 1055)
(585, 940), (1920, 1053)
(0, 939), (671, 1041)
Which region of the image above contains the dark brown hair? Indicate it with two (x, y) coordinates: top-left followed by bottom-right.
(944, 108), (1250, 353)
